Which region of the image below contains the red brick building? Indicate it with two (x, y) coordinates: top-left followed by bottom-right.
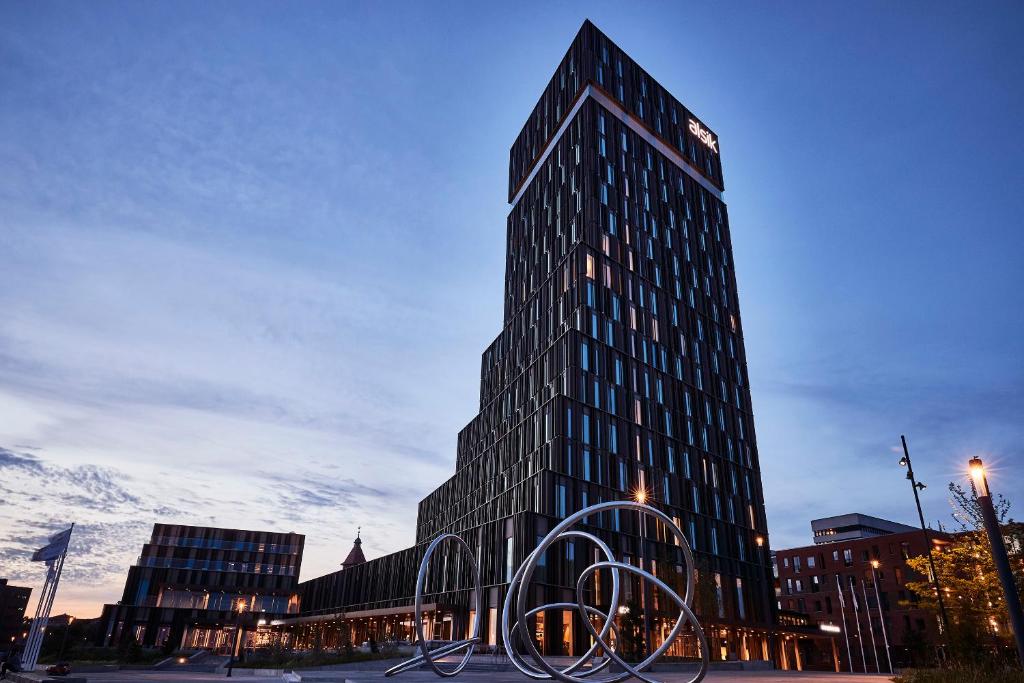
(774, 515), (951, 673)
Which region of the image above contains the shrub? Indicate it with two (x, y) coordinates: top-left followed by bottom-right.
(893, 666), (1024, 683)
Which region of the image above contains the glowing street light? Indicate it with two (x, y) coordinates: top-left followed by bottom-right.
(968, 457), (989, 497)
(969, 457), (1024, 666)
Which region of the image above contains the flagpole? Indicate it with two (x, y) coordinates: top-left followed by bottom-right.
(23, 564), (53, 669)
(871, 562), (894, 673)
(861, 579), (880, 673)
(23, 524), (73, 671)
(835, 574), (853, 673)
(848, 578), (866, 673)
(26, 554), (62, 669)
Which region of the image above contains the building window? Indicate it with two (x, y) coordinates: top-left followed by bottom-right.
(556, 484), (568, 518)
(506, 536), (515, 582)
(714, 573), (725, 618)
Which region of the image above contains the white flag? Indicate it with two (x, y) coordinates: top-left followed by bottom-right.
(31, 527), (72, 562)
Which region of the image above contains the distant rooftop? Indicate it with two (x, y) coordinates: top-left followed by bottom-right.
(811, 513), (917, 544)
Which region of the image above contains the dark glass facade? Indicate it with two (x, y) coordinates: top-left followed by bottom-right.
(99, 524), (303, 652)
(1, 578), (32, 656)
(292, 20), (775, 662)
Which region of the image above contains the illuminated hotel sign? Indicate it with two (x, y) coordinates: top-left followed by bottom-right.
(688, 118), (718, 153)
(819, 624), (842, 634)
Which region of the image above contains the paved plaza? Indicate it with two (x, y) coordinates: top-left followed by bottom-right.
(12, 669), (894, 683)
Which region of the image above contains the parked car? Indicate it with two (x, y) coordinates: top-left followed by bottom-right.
(46, 661), (72, 676)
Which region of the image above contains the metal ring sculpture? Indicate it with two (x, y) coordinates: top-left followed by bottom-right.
(385, 533), (482, 677)
(387, 501), (708, 683)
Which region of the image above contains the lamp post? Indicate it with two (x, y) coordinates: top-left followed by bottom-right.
(870, 560), (893, 674)
(755, 535), (774, 648)
(227, 598), (247, 678)
(634, 487), (654, 668)
(969, 457), (1024, 667)
(755, 536), (771, 623)
(898, 435), (950, 634)
(56, 616), (74, 662)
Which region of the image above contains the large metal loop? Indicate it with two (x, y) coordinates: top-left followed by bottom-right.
(501, 530), (620, 680)
(384, 533), (482, 677)
(387, 501), (708, 683)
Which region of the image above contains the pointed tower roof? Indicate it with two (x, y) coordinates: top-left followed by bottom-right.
(341, 528), (366, 569)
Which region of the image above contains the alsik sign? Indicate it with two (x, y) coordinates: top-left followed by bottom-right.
(688, 118), (718, 153)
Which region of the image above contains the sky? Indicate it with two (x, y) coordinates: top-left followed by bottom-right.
(1, 1), (1022, 619)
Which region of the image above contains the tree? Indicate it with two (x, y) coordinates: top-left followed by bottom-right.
(900, 627), (934, 668)
(116, 633), (143, 663)
(903, 482), (1024, 663)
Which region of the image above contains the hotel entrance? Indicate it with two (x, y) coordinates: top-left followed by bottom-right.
(182, 625), (237, 654)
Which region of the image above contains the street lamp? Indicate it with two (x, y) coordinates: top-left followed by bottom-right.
(897, 435), (950, 633)
(56, 616), (75, 662)
(633, 486), (654, 665)
(968, 457), (1024, 667)
(869, 560), (892, 674)
(227, 598), (247, 677)
(754, 535), (773, 628)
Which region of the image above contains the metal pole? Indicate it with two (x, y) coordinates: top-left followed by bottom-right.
(901, 435), (950, 635)
(227, 608), (242, 677)
(849, 578), (866, 673)
(871, 566), (893, 673)
(861, 579), (880, 673)
(57, 620), (72, 662)
(973, 472), (1024, 666)
(26, 545), (67, 671)
(23, 563), (53, 670)
(835, 574), (853, 673)
(639, 510), (653, 667)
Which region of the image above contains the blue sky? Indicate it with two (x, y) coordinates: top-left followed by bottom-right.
(1, 1), (1022, 617)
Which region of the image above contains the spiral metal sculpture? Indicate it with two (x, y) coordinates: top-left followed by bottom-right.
(386, 500), (708, 683)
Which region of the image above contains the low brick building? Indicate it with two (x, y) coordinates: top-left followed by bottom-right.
(774, 514), (950, 672)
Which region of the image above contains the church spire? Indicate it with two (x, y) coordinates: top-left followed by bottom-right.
(341, 528), (366, 569)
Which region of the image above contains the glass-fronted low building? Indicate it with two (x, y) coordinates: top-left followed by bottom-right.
(99, 524), (303, 653)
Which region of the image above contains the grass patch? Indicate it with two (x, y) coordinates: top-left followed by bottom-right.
(893, 667), (1024, 683)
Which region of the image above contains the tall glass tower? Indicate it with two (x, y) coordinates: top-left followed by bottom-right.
(298, 20), (775, 663)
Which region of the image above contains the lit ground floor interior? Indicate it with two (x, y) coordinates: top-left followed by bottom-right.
(266, 605), (839, 673)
